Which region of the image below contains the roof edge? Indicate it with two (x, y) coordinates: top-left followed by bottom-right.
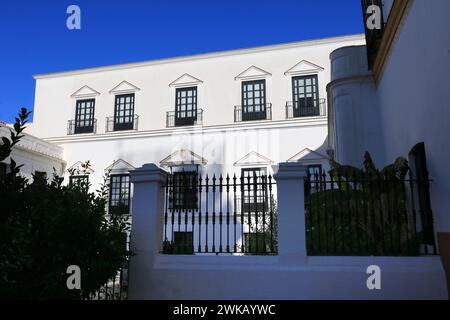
(33, 34), (365, 80)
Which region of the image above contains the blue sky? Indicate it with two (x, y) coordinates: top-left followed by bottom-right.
(0, 0), (364, 123)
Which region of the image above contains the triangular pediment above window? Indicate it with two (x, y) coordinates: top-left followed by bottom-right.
(67, 161), (95, 175)
(235, 66), (272, 81)
(234, 151), (274, 166)
(160, 149), (207, 167)
(287, 148), (328, 163)
(284, 60), (324, 76)
(71, 85), (101, 98)
(105, 159), (135, 174)
(109, 81), (141, 94)
(169, 74), (203, 88)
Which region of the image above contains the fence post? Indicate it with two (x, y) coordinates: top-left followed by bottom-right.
(128, 163), (167, 299)
(274, 162), (308, 264)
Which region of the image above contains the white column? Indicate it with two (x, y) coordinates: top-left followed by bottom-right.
(274, 162), (308, 264)
(128, 163), (167, 299)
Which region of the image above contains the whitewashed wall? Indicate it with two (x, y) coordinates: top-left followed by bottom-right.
(375, 0), (450, 232)
(329, 1), (450, 234)
(0, 125), (65, 181)
(127, 163), (447, 300)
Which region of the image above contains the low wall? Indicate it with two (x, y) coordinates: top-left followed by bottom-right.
(129, 254), (447, 300)
(128, 163), (448, 300)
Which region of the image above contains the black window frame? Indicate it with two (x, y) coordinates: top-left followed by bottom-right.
(306, 164), (323, 194)
(170, 171), (198, 210)
(241, 80), (267, 121)
(113, 94), (135, 131)
(74, 99), (96, 134)
(109, 174), (131, 214)
(175, 87), (198, 127)
(243, 232), (269, 254)
(292, 74), (320, 117)
(69, 175), (89, 188)
(241, 167), (268, 213)
(173, 231), (194, 254)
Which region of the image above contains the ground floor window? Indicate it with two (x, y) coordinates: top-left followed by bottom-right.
(171, 171), (198, 210)
(109, 174), (131, 214)
(241, 167), (268, 212)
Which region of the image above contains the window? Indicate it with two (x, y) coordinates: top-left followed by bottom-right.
(173, 231), (194, 254)
(109, 174), (131, 214)
(307, 165), (323, 194)
(175, 87), (197, 126)
(243, 232), (269, 254)
(409, 143), (434, 246)
(292, 75), (319, 117)
(75, 99), (95, 134)
(34, 171), (47, 182)
(171, 171), (198, 210)
(241, 168), (268, 212)
(241, 80), (267, 121)
(114, 94), (135, 131)
(69, 175), (89, 188)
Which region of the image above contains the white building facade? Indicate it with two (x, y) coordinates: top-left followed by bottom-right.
(30, 34), (365, 213)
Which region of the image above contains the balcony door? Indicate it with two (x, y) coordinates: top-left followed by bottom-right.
(292, 75), (319, 117)
(114, 94), (135, 131)
(242, 80), (266, 121)
(175, 87), (197, 127)
(74, 99), (95, 134)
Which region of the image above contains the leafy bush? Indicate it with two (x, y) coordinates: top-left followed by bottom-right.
(305, 152), (422, 256)
(0, 108), (132, 299)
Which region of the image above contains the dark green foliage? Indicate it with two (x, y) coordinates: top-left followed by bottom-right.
(306, 152), (422, 256)
(0, 109), (131, 299)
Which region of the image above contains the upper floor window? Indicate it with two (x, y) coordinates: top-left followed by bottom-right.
(240, 80), (268, 122)
(175, 87), (198, 127)
(292, 75), (320, 117)
(114, 94), (135, 131)
(74, 99), (96, 134)
(109, 174), (131, 214)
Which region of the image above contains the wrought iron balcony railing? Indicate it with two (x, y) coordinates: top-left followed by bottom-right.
(166, 109), (203, 128)
(285, 99), (326, 119)
(67, 119), (97, 135)
(106, 114), (139, 132)
(234, 103), (272, 122)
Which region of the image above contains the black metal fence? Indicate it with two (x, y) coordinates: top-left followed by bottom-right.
(67, 119), (97, 135)
(305, 170), (437, 256)
(234, 103), (272, 122)
(162, 172), (277, 255)
(285, 99), (326, 119)
(88, 238), (130, 300)
(166, 109), (204, 127)
(106, 114), (139, 132)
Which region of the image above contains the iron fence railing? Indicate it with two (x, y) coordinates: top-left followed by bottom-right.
(304, 170), (437, 256)
(234, 103), (272, 122)
(106, 114), (139, 132)
(285, 99), (326, 119)
(67, 119), (97, 135)
(88, 236), (130, 300)
(166, 109), (203, 128)
(162, 173), (277, 255)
